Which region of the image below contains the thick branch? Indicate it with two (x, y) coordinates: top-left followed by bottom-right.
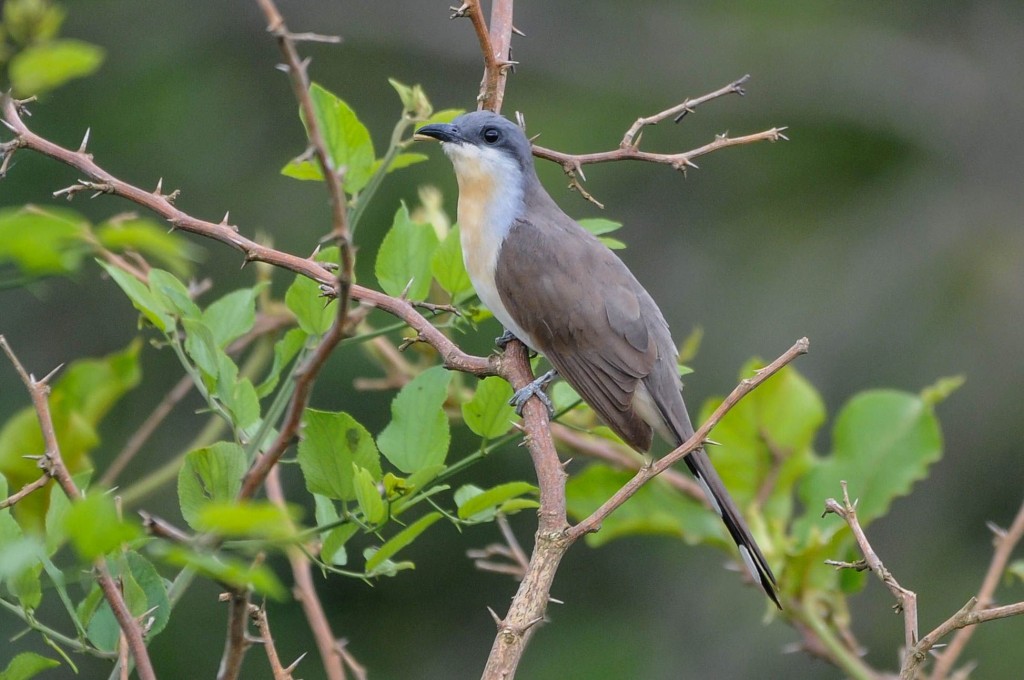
(452, 0), (515, 112)
(568, 337), (809, 541)
(217, 590), (253, 680)
(0, 336), (157, 680)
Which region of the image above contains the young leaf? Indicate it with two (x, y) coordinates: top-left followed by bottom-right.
(120, 551), (171, 639)
(365, 512), (442, 572)
(462, 377), (516, 439)
(375, 203), (441, 300)
(281, 83), (376, 194)
(201, 285), (264, 348)
(97, 260), (173, 332)
(177, 442), (247, 530)
(9, 39), (104, 96)
(352, 464), (386, 525)
(431, 224), (473, 301)
(147, 269), (201, 320)
(152, 544), (286, 600)
(456, 482), (537, 521)
(376, 366), (452, 473)
(579, 218), (627, 249)
(322, 523), (358, 566)
(796, 390), (944, 537)
(0, 206), (88, 276)
(195, 501), (298, 540)
(181, 318), (223, 378)
(95, 216), (200, 278)
(285, 273), (335, 336)
(298, 410), (382, 501)
(0, 652), (61, 680)
(63, 492), (141, 560)
(256, 328), (307, 397)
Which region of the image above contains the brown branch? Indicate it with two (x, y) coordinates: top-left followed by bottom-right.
(451, 0), (515, 112)
(217, 590), (253, 680)
(0, 95), (494, 382)
(823, 481), (919, 654)
(0, 473), (50, 509)
(928, 498), (1024, 679)
(620, 74), (751, 147)
(567, 337), (809, 541)
(0, 336), (157, 680)
(266, 466), (347, 680)
(548, 422), (706, 504)
(249, 603), (298, 680)
(468, 515), (530, 580)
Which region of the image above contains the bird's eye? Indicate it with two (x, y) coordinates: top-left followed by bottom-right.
(482, 127), (501, 144)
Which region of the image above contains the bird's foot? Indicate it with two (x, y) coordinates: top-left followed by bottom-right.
(495, 328), (518, 349)
(509, 370), (558, 417)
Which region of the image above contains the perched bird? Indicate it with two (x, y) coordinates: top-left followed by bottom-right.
(416, 111), (780, 608)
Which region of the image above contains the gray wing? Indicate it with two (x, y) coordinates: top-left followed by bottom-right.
(494, 216), (672, 451)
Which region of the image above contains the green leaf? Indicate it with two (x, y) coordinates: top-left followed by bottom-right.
(456, 482), (537, 521)
(202, 285), (264, 348)
(122, 551), (171, 638)
(352, 464), (386, 525)
(375, 204), (441, 300)
(10, 39), (104, 96)
(365, 512), (441, 572)
(285, 274), (335, 336)
(177, 442), (247, 530)
(64, 492), (141, 560)
(566, 465), (722, 547)
(148, 269), (200, 320)
(697, 361), (825, 521)
(195, 501), (298, 540)
(298, 410), (382, 501)
(97, 260), (173, 332)
(369, 153), (428, 177)
(462, 376), (515, 439)
(256, 328), (307, 397)
(153, 544), (285, 600)
(1008, 559), (1024, 584)
(796, 389), (944, 540)
(920, 375), (965, 407)
(377, 366), (452, 473)
(281, 83), (376, 193)
(95, 217), (200, 278)
(321, 523), (357, 566)
(431, 224), (473, 301)
(0, 652), (61, 680)
(421, 108), (464, 126)
(362, 548), (415, 578)
(578, 218), (623, 236)
(0, 206), (88, 277)
(181, 318), (222, 378)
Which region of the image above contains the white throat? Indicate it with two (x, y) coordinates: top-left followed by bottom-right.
(443, 142), (534, 345)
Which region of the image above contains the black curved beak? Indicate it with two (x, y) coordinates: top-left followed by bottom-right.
(414, 123), (460, 144)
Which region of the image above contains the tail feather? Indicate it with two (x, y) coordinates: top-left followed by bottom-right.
(683, 448), (781, 609)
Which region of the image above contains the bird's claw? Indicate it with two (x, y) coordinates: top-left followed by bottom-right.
(495, 328), (518, 349)
(510, 370), (558, 417)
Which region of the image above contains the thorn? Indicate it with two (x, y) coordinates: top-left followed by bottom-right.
(400, 278), (415, 300)
(165, 189), (181, 203)
(449, 3), (471, 19)
(78, 128), (91, 153)
(511, 25), (526, 37)
(774, 126), (790, 141)
(522, 615), (545, 631)
(673, 105), (696, 124)
(487, 606), (503, 626)
(154, 177), (163, 195)
(220, 211), (231, 225)
(548, 597), (564, 605)
(986, 521), (1006, 539)
(732, 74), (751, 95)
(715, 132), (729, 142)
(38, 363), (65, 385)
(284, 652), (308, 674)
(299, 56), (312, 74)
(702, 438), (722, 447)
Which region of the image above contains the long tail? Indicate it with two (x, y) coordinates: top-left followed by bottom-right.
(682, 447), (781, 609)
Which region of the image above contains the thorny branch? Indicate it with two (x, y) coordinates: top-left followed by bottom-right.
(0, 336), (158, 680)
(450, 0), (516, 112)
(823, 485), (1024, 680)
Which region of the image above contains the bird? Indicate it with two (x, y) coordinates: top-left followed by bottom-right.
(416, 111), (780, 608)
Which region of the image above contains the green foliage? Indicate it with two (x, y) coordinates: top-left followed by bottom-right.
(63, 492), (141, 561)
(374, 203), (441, 300)
(455, 482), (538, 522)
(364, 512), (441, 572)
(376, 366), (452, 473)
(431, 224), (473, 301)
(0, 652), (60, 680)
(10, 38), (102, 96)
(177, 442), (246, 530)
(298, 410), (381, 501)
(578, 217), (626, 250)
(461, 376), (516, 439)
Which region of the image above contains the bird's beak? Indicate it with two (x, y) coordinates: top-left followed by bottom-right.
(414, 123), (460, 144)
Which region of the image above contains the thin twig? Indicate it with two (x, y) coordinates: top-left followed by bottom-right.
(217, 590), (253, 680)
(567, 337), (809, 540)
(0, 336), (157, 680)
(823, 481), (919, 654)
(451, 0), (515, 112)
(0, 474), (51, 509)
(249, 603), (296, 680)
(265, 466), (347, 680)
(927, 499), (1024, 679)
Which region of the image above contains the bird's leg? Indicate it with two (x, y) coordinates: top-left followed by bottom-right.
(509, 369), (558, 417)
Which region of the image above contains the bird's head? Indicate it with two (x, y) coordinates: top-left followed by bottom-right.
(415, 111), (535, 191)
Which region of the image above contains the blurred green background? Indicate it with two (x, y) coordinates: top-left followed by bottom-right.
(2, 1), (1023, 678)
